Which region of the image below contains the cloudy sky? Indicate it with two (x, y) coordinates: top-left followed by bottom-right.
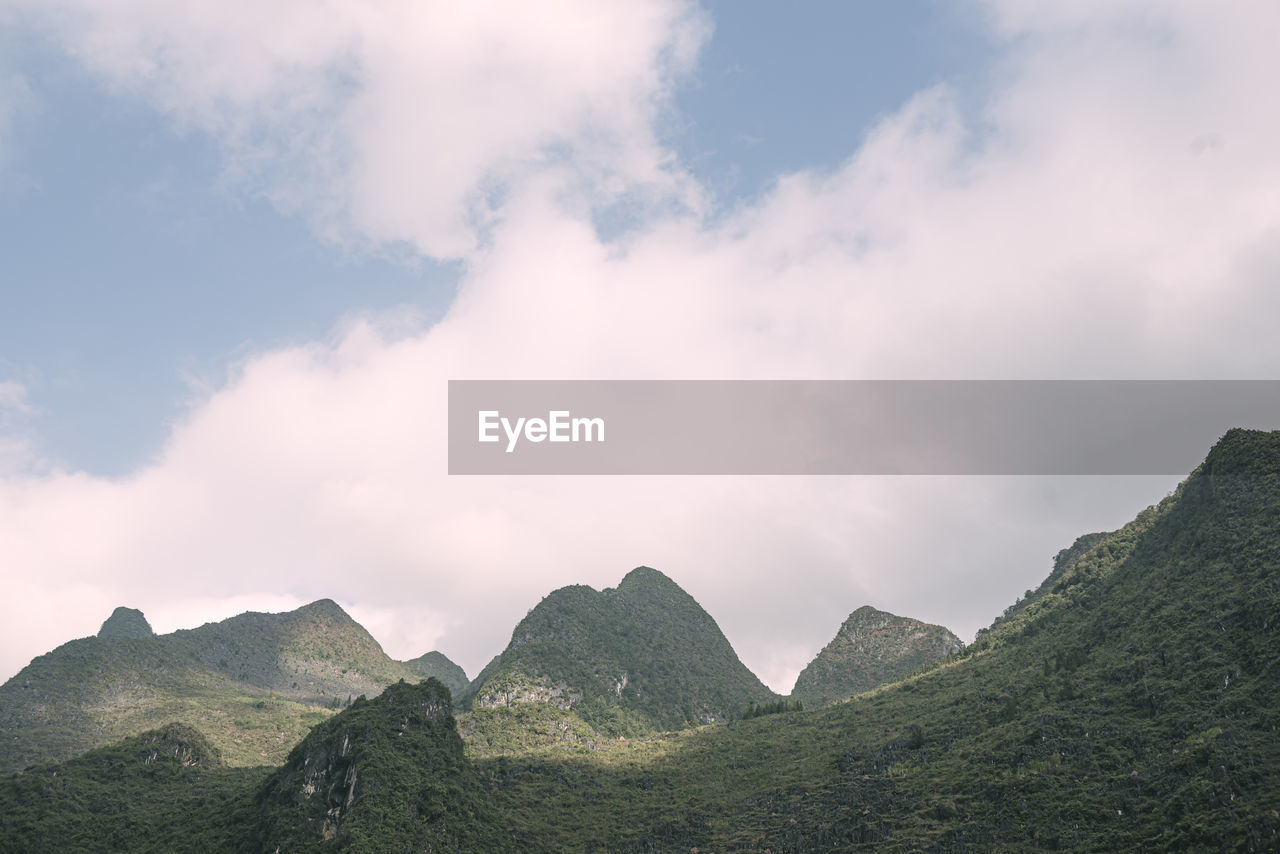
(1, 1), (1277, 692)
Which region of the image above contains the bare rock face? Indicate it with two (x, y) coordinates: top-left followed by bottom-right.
(791, 606), (962, 707)
(97, 606), (154, 639)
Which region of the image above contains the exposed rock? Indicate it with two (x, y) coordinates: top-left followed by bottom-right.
(259, 678), (473, 848)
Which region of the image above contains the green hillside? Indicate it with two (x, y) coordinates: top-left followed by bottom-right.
(0, 722), (266, 853)
(0, 680), (505, 853)
(0, 600), (466, 772)
(401, 650), (470, 698)
(791, 605), (962, 707)
(254, 678), (504, 852)
(463, 566), (777, 735)
(469, 428), (1280, 850)
(3, 429), (1278, 851)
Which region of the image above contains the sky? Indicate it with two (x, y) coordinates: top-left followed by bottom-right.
(1, 1), (1278, 693)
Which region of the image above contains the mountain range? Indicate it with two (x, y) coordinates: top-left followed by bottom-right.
(0, 597), (467, 772)
(2, 428), (1277, 850)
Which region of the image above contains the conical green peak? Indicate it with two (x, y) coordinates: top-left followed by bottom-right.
(97, 606), (154, 639)
(617, 565), (676, 590)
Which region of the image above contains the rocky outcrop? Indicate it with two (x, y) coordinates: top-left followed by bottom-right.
(258, 678), (476, 848)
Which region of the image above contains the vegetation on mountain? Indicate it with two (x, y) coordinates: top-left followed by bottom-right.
(463, 566), (777, 734)
(791, 605), (962, 707)
(740, 697), (805, 719)
(0, 599), (465, 773)
(2, 429), (1278, 851)
(457, 429), (1280, 850)
(0, 680), (506, 853)
(0, 722), (266, 852)
(96, 607), (153, 639)
(457, 704), (616, 758)
(255, 678), (504, 852)
(401, 650), (469, 698)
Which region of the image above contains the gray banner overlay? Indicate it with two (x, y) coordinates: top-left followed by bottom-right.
(447, 380), (1280, 475)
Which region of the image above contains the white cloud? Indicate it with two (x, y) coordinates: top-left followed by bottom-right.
(0, 381), (33, 414)
(0, 381), (43, 475)
(10, 0), (708, 258)
(1, 2), (1279, 693)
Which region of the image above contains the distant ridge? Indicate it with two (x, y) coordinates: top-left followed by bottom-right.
(401, 651), (469, 697)
(0, 599), (466, 772)
(97, 606), (154, 639)
(791, 605), (961, 707)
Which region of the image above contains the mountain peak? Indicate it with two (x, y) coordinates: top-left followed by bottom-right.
(97, 606), (154, 639)
(401, 651), (470, 698)
(295, 598), (353, 621)
(258, 678), (488, 848)
(616, 565), (675, 590)
(792, 606), (961, 706)
(1203, 428), (1280, 476)
(467, 566), (775, 732)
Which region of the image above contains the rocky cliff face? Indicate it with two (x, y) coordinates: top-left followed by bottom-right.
(257, 678), (493, 850)
(791, 606), (961, 707)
